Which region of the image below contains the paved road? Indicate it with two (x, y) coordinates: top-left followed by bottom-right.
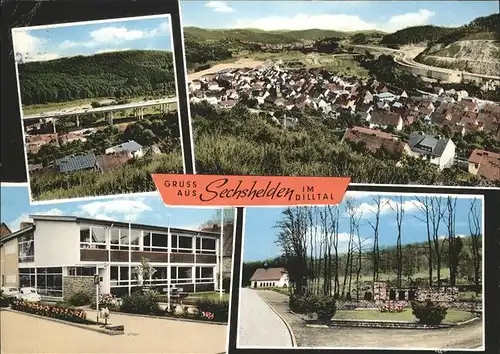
(237, 288), (293, 348)
(1, 309), (227, 354)
(258, 290), (484, 350)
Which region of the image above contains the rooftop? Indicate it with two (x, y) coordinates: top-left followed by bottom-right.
(408, 132), (452, 158)
(55, 152), (97, 173)
(250, 267), (287, 281)
(106, 140), (143, 154)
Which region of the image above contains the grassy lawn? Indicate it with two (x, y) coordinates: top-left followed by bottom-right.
(185, 292), (230, 302)
(334, 308), (476, 324)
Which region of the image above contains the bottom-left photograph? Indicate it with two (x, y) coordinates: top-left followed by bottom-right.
(0, 184), (233, 354)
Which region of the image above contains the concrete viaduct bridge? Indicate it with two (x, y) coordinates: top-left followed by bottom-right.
(22, 97), (178, 128)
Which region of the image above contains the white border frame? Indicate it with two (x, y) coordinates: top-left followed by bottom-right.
(11, 13), (188, 205)
(236, 191), (486, 351)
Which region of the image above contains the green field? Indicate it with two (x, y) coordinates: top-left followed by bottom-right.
(334, 308), (476, 324)
(186, 292), (230, 302)
(238, 50), (369, 77)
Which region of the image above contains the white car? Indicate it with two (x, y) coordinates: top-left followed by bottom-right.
(17, 287), (41, 302)
(1, 287), (19, 298)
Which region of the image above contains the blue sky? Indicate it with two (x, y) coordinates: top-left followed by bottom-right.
(181, 1), (499, 32)
(12, 15), (172, 63)
(1, 184), (232, 233)
(243, 192), (483, 261)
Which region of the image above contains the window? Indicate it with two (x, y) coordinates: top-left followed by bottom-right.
(177, 267), (192, 284)
(80, 226), (106, 250)
(68, 266), (95, 276)
(35, 267), (63, 297)
(149, 232), (168, 252)
(110, 228), (140, 250)
(109, 266), (137, 287)
(169, 234), (194, 253)
(150, 267), (168, 284)
(18, 232), (34, 263)
(195, 267), (214, 283)
(195, 236), (217, 254)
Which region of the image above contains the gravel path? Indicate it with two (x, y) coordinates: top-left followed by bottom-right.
(258, 290), (484, 350)
(237, 288), (293, 348)
(1, 309), (227, 353)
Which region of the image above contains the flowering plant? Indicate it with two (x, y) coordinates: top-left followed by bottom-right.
(379, 301), (405, 313)
(201, 311), (215, 321)
(12, 300), (87, 323)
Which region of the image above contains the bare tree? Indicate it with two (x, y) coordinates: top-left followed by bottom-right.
(468, 198), (482, 294)
(414, 196), (434, 286)
(327, 205), (341, 295)
(367, 196), (382, 294)
(389, 196), (405, 288)
(445, 196), (458, 286)
(429, 196), (445, 287)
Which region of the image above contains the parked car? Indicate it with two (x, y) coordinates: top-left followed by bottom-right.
(1, 287), (19, 298)
(161, 285), (188, 298)
(17, 287), (41, 302)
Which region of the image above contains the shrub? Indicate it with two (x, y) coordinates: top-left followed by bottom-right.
(309, 294), (336, 323)
(333, 293), (340, 300)
(222, 277), (231, 293)
(0, 291), (10, 308)
(11, 300), (87, 323)
(193, 298), (229, 322)
(411, 300), (447, 325)
(345, 292), (352, 301)
(67, 292), (91, 306)
(121, 290), (161, 315)
(363, 292), (373, 301)
(289, 293), (311, 314)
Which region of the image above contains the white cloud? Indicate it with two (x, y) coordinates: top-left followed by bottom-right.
(58, 21), (170, 50)
(230, 9), (435, 32)
(78, 199), (152, 222)
(12, 31), (60, 63)
(95, 48), (132, 54)
(206, 1), (234, 13)
(352, 198), (424, 216)
(7, 208), (63, 232)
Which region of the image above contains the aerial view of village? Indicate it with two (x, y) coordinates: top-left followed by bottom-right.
(237, 192), (484, 350)
(182, 1), (500, 187)
(13, 15), (183, 201)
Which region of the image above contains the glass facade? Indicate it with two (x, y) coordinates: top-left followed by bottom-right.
(19, 267), (63, 297)
(18, 232), (34, 262)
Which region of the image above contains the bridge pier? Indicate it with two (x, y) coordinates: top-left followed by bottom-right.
(107, 111), (114, 125)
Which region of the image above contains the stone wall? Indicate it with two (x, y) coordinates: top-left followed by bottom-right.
(63, 276), (96, 301)
(223, 257), (232, 278)
(416, 287), (459, 302)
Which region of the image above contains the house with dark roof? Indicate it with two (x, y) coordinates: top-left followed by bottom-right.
(408, 132), (456, 170)
(105, 140), (143, 159)
(55, 152), (99, 173)
(468, 149), (500, 182)
(249, 267), (289, 289)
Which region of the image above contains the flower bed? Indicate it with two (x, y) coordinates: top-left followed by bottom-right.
(379, 301), (405, 313)
(165, 298), (229, 323)
(11, 300), (87, 324)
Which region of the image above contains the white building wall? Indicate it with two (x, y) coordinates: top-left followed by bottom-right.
(34, 220), (80, 267)
(439, 140), (456, 169)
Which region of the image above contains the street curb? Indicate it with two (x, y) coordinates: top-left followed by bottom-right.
(259, 295), (298, 347)
(5, 308), (124, 335)
(96, 309), (228, 326)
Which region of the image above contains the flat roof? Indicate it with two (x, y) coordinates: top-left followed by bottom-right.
(29, 215), (220, 237)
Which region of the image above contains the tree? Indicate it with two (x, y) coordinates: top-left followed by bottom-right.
(135, 257), (157, 288)
(367, 196), (382, 294)
(444, 196), (459, 286)
(429, 197), (445, 287)
(414, 196), (434, 286)
(468, 198), (482, 294)
(389, 196), (405, 288)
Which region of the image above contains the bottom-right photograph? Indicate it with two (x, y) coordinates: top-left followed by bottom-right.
(236, 191), (484, 351)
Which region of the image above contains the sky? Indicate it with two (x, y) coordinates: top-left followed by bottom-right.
(12, 15), (173, 63)
(181, 1), (499, 32)
(1, 184), (233, 233)
(242, 191), (483, 261)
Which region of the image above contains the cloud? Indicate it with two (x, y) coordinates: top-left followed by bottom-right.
(78, 199), (152, 222)
(230, 9), (435, 32)
(95, 48), (132, 54)
(8, 208), (64, 231)
(206, 1), (234, 13)
(12, 31), (60, 63)
(351, 198), (424, 217)
(58, 21), (170, 50)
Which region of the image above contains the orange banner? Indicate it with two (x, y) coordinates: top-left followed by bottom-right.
(152, 174), (350, 207)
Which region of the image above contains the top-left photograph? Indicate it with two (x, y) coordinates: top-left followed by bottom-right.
(12, 14), (184, 203)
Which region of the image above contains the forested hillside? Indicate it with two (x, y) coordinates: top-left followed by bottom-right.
(19, 50), (175, 105)
(380, 25), (456, 45)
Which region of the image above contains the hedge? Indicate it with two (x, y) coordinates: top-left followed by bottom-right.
(11, 300), (88, 324)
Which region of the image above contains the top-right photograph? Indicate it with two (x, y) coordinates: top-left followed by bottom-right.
(181, 1), (500, 188)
